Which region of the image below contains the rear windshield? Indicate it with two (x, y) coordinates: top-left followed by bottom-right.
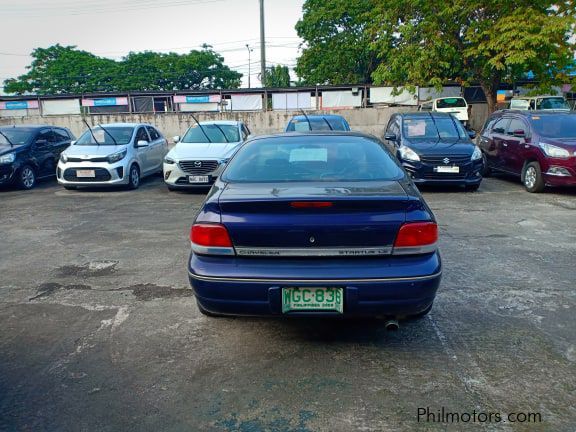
(182, 124), (240, 143)
(436, 98), (467, 109)
(403, 117), (467, 140)
(530, 115), (576, 138)
(76, 127), (134, 145)
(222, 136), (402, 183)
(286, 118), (348, 132)
(510, 99), (530, 109)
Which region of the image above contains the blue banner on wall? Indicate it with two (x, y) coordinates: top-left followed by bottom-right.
(5, 101), (29, 110)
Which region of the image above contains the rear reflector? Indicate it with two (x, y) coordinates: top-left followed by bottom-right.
(291, 201), (333, 208)
(393, 222), (438, 255)
(190, 224), (235, 256)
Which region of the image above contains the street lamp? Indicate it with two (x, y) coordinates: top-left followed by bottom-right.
(246, 44), (254, 88)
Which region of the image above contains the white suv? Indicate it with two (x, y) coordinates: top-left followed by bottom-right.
(57, 123), (167, 190)
(163, 120), (251, 190)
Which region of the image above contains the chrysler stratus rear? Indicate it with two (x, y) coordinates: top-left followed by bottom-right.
(188, 133), (442, 319)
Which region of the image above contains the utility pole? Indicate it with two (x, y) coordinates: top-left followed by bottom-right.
(246, 44), (253, 88)
(259, 0), (266, 87)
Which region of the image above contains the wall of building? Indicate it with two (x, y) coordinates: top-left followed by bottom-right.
(0, 104), (490, 140)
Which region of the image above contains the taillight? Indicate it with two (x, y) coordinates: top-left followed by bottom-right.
(393, 222), (438, 255)
(291, 201), (333, 208)
(190, 223), (235, 256)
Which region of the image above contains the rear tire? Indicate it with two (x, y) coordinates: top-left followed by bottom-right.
(466, 183), (480, 192)
(408, 303), (433, 320)
(522, 162), (545, 193)
(16, 165), (36, 190)
(196, 300), (228, 318)
(127, 164), (140, 190)
(481, 153), (491, 177)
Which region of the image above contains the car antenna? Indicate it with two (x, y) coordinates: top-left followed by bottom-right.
(97, 123), (118, 145)
(300, 109), (313, 131)
(427, 112), (442, 142)
(190, 114), (212, 143)
(82, 118), (100, 146)
(0, 130), (14, 148)
(212, 123), (230, 143)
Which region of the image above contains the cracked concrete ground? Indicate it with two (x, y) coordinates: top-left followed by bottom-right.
(0, 174), (575, 432)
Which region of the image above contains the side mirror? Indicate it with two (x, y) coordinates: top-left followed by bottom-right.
(384, 132), (397, 142)
(513, 129), (526, 137)
(467, 130), (477, 139)
(136, 140), (149, 147)
(172, 136), (180, 144)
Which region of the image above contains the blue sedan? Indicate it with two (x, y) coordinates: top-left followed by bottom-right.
(188, 132), (442, 322)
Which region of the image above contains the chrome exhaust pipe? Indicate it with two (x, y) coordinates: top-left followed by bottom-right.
(384, 319), (399, 331)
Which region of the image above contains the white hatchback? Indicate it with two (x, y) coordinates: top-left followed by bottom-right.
(163, 120), (251, 190)
(57, 123), (167, 190)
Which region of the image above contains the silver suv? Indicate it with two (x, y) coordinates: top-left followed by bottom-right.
(57, 123), (167, 190)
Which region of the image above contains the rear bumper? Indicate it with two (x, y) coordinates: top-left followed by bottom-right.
(188, 252), (442, 318)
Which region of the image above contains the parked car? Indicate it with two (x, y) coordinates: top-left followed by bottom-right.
(0, 125), (74, 190)
(163, 121), (250, 190)
(478, 110), (576, 192)
(285, 114), (351, 132)
(188, 132), (441, 322)
(57, 123), (167, 190)
(418, 97), (469, 125)
(509, 95), (571, 111)
(384, 112), (483, 191)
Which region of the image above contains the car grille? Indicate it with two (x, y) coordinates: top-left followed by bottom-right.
(63, 168), (112, 182)
(420, 155), (471, 165)
(67, 156), (108, 162)
(178, 160), (219, 175)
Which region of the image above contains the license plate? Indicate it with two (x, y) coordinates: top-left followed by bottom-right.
(76, 169), (95, 178)
(282, 287), (343, 313)
(435, 166), (460, 173)
(188, 175), (209, 183)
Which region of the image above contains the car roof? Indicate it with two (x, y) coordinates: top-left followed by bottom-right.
(495, 109), (576, 117)
(249, 131), (378, 142)
(0, 124), (56, 131)
(290, 114), (346, 121)
(397, 112), (457, 119)
(198, 120), (241, 126)
(91, 123), (144, 127)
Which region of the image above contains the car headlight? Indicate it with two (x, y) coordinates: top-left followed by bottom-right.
(164, 157), (175, 165)
(471, 146), (482, 161)
(539, 142), (570, 159)
(107, 149), (127, 164)
(0, 153), (15, 165)
(398, 146), (420, 162)
(60, 153), (68, 163)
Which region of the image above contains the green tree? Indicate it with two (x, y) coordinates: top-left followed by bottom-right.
(369, 1), (576, 112)
(263, 65), (291, 87)
(295, 0), (378, 85)
(3, 44), (242, 94)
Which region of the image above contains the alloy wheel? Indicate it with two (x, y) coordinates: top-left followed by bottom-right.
(524, 166), (537, 189)
(21, 167), (35, 189)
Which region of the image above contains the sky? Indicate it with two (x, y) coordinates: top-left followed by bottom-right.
(0, 0), (305, 93)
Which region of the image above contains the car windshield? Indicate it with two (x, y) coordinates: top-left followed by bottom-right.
(403, 117), (466, 140)
(530, 115), (576, 138)
(0, 129), (34, 146)
(75, 127), (134, 145)
(537, 98), (570, 110)
(287, 118), (348, 132)
(181, 124), (240, 143)
(222, 136), (402, 183)
(436, 98), (467, 109)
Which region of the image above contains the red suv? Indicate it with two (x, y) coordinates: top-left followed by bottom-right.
(478, 110), (576, 192)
